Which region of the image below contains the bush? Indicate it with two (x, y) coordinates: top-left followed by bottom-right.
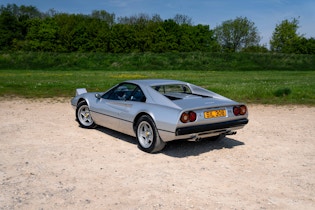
(274, 88), (292, 97)
(0, 52), (314, 71)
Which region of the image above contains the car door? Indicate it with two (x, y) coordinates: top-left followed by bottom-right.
(118, 86), (147, 135)
(91, 83), (144, 133)
(91, 98), (124, 131)
(89, 84), (128, 130)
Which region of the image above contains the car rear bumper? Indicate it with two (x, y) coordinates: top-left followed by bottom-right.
(158, 118), (249, 142)
(175, 118), (249, 136)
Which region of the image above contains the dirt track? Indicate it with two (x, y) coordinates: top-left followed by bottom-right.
(0, 99), (314, 209)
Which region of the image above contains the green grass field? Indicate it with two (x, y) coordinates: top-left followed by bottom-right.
(1, 70), (314, 105)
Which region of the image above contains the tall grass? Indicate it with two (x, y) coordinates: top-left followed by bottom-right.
(1, 52), (314, 71)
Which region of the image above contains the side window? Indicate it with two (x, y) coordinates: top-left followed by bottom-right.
(129, 87), (146, 102)
(102, 83), (146, 102)
(102, 88), (114, 99)
(108, 84), (132, 100)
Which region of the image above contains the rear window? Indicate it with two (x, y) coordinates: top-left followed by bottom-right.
(151, 84), (195, 100)
(152, 84), (192, 94)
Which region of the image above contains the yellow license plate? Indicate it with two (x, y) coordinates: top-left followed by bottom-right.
(204, 109), (226, 118)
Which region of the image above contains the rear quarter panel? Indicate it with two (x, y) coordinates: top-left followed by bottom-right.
(120, 102), (182, 135)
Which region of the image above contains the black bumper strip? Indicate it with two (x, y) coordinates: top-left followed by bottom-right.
(176, 118), (249, 136)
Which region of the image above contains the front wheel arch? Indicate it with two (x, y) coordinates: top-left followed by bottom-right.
(76, 100), (96, 129)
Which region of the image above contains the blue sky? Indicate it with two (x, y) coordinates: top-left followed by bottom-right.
(2, 0), (315, 46)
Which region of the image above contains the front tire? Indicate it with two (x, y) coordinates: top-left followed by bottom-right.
(136, 115), (166, 153)
(76, 101), (96, 128)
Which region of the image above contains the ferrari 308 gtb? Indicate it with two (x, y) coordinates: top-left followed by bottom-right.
(71, 79), (248, 153)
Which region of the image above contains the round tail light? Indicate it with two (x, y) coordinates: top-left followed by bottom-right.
(189, 111), (197, 122)
(180, 112), (189, 123)
(233, 105), (247, 116)
(180, 111), (197, 123)
(233, 106), (240, 116)
(240, 105), (247, 115)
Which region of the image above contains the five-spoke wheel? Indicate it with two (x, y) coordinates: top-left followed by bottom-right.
(76, 101), (96, 128)
(136, 115), (165, 153)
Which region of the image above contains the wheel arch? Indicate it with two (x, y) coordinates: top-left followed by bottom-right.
(77, 98), (88, 106)
(133, 112), (166, 153)
(75, 98), (91, 116)
(76, 98), (97, 129)
(133, 112), (155, 133)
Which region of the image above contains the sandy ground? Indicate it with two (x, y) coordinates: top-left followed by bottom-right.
(0, 98), (314, 210)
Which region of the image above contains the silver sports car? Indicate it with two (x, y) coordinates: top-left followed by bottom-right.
(71, 79), (248, 153)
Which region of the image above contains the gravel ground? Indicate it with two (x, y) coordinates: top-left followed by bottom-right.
(0, 99), (314, 209)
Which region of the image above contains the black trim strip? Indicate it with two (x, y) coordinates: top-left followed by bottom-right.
(91, 110), (132, 123)
(92, 110), (176, 134)
(176, 118), (249, 136)
(158, 128), (174, 134)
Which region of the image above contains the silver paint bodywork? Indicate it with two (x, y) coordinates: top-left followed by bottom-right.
(71, 79), (248, 142)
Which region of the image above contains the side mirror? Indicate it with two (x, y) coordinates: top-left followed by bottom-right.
(95, 93), (102, 99)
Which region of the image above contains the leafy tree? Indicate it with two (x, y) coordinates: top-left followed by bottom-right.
(173, 14), (193, 25)
(0, 10), (21, 50)
(214, 16), (261, 52)
(162, 19), (180, 51)
(90, 18), (112, 52)
(44, 8), (58, 17)
(304, 38), (315, 54)
(1, 4), (265, 53)
(110, 24), (136, 53)
(192, 24), (217, 52)
(177, 24), (216, 52)
(307, 38), (315, 54)
(91, 10), (115, 27)
(177, 24), (194, 52)
(0, 4), (44, 50)
(18, 5), (42, 18)
(270, 18), (301, 53)
(24, 17), (60, 51)
(294, 37), (315, 54)
(130, 14), (152, 52)
(53, 14), (76, 52)
(54, 14), (95, 52)
(242, 45), (269, 53)
(150, 25), (168, 52)
(1, 3), (41, 18)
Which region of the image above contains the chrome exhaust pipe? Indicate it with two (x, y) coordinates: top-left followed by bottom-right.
(226, 131), (237, 135)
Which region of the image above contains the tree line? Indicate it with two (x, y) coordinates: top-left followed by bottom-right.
(1, 4), (314, 54)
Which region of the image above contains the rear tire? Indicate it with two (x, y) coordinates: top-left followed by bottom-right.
(76, 101), (96, 128)
(135, 115), (166, 153)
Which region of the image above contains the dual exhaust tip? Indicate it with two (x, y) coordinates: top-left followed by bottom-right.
(190, 130), (237, 142)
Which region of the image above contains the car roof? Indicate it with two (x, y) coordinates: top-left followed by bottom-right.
(120, 79), (232, 110)
(125, 79), (187, 87)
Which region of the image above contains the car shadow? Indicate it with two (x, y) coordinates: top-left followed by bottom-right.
(95, 126), (137, 145)
(94, 126), (244, 158)
(161, 137), (244, 158)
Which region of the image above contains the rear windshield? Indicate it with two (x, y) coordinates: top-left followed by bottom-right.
(151, 84), (196, 100)
(152, 84), (192, 94)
